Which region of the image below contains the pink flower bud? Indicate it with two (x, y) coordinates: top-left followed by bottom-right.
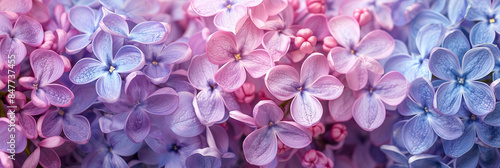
(289, 0), (300, 10)
(306, 0), (326, 14)
(257, 89), (271, 100)
(302, 149), (334, 168)
(277, 139), (290, 154)
(353, 7), (372, 27)
(234, 82), (256, 103)
(308, 122), (325, 137)
(295, 28), (317, 54)
(322, 36), (337, 52)
(331, 123), (347, 142)
(40, 31), (56, 50)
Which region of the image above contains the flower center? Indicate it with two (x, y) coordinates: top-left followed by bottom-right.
(109, 147), (112, 152)
(369, 87), (374, 94)
(171, 144), (180, 152)
(109, 66), (116, 73)
(457, 77), (465, 84)
(297, 86), (303, 91)
(490, 18), (496, 23)
(471, 114), (476, 120)
(152, 61), (158, 66)
(424, 107), (429, 113)
(269, 121), (274, 126)
(33, 84), (38, 90)
(350, 50), (355, 54)
(226, 4), (232, 9)
(234, 53), (241, 61)
(58, 110), (64, 116)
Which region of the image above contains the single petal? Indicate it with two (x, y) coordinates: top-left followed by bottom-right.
(242, 127), (277, 166)
(462, 81), (495, 115)
(100, 13), (129, 37)
(373, 5), (393, 30)
(169, 92), (204, 137)
(11, 15), (43, 46)
(92, 31), (113, 63)
(213, 5), (248, 33)
(428, 47), (460, 81)
(69, 58), (107, 84)
(66, 84), (98, 114)
(434, 82), (462, 115)
(410, 10), (451, 36)
(416, 24), (446, 58)
(144, 87), (179, 115)
(484, 103), (500, 127)
(143, 64), (170, 84)
(463, 47), (495, 80)
(455, 145), (480, 168)
(158, 42), (191, 64)
(428, 112), (464, 140)
(328, 87), (355, 122)
(253, 100), (284, 128)
(300, 53), (330, 86)
(31, 89), (49, 108)
(442, 30), (470, 61)
(328, 47), (357, 74)
(65, 34), (92, 54)
(63, 115), (91, 144)
(466, 0), (490, 21)
(30, 49), (64, 84)
(68, 6), (96, 34)
(442, 121), (476, 157)
(408, 77), (434, 108)
(0, 0), (32, 14)
(41, 84), (74, 107)
(190, 0), (227, 16)
(265, 65), (300, 100)
(303, 14), (331, 40)
(0, 15), (12, 36)
(103, 153), (128, 168)
(355, 30), (395, 60)
(241, 49), (273, 78)
(214, 61), (246, 92)
(290, 92), (323, 127)
(236, 18), (263, 52)
(96, 72), (122, 103)
(19, 114), (37, 139)
(125, 71), (152, 103)
(476, 121), (500, 147)
(39, 110), (63, 137)
(229, 110), (256, 126)
(402, 115), (438, 154)
(307, 75), (343, 100)
(188, 54), (218, 90)
(113, 45), (145, 73)
(194, 89), (225, 126)
(470, 22), (496, 45)
(274, 121), (312, 148)
(345, 59), (368, 91)
(129, 21), (169, 44)
(22, 147), (40, 168)
(39, 148), (61, 168)
(478, 145), (500, 168)
(328, 16), (359, 48)
(374, 71), (409, 106)
(1, 37), (27, 67)
(108, 130), (142, 156)
(125, 108), (151, 143)
(262, 31), (290, 61)
(380, 145), (408, 165)
(352, 93), (386, 131)
(206, 31), (238, 65)
(408, 154), (448, 168)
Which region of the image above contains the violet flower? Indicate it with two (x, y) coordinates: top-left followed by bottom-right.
(0, 15), (43, 67)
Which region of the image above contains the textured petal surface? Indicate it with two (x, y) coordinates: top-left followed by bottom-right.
(253, 100), (284, 128)
(374, 72), (408, 106)
(428, 112), (464, 140)
(129, 21), (169, 44)
(100, 13), (129, 37)
(242, 128), (277, 166)
(214, 61), (246, 92)
(484, 103), (500, 126)
(290, 92), (323, 127)
(328, 87), (354, 122)
(264, 65), (300, 100)
(69, 58), (107, 84)
(0, 38), (26, 67)
(442, 121), (475, 157)
(463, 81), (495, 116)
(11, 15), (43, 46)
(408, 77), (434, 108)
(241, 49), (273, 78)
(125, 108), (151, 143)
(328, 16), (359, 48)
(96, 72), (122, 103)
(307, 76), (343, 100)
(144, 87), (179, 115)
(68, 6), (96, 33)
(352, 93), (386, 131)
(194, 89), (225, 126)
(470, 21), (495, 45)
(206, 31), (238, 65)
(41, 84), (74, 107)
(355, 30), (395, 60)
(169, 92), (204, 137)
(190, 0), (227, 16)
(188, 54), (218, 90)
(462, 47), (495, 80)
(402, 114), (438, 154)
(442, 30), (470, 61)
(434, 82), (462, 115)
(416, 24), (445, 57)
(213, 5), (248, 33)
(300, 53), (330, 86)
(113, 45), (145, 73)
(476, 121), (500, 147)
(63, 115), (91, 144)
(328, 47), (357, 74)
(273, 121), (311, 148)
(39, 110), (63, 137)
(30, 49), (64, 84)
(65, 34), (92, 54)
(428, 47), (460, 81)
(92, 31), (113, 63)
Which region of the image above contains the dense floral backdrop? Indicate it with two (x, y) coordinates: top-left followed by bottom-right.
(0, 0), (500, 167)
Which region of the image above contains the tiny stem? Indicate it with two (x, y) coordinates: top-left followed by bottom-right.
(24, 141), (31, 156)
(0, 104), (5, 118)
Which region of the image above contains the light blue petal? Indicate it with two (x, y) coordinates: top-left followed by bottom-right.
(409, 77), (434, 108)
(465, 0), (490, 21)
(129, 21), (169, 44)
(403, 114), (438, 154)
(411, 10), (451, 36)
(68, 6), (97, 33)
(434, 82), (462, 115)
(447, 0), (468, 25)
(380, 145), (408, 165)
(484, 103), (500, 126)
(113, 45), (145, 73)
(100, 13), (129, 37)
(455, 145), (479, 168)
(442, 121), (476, 157)
(470, 22), (496, 45)
(428, 111), (464, 140)
(478, 145), (500, 168)
(96, 72), (122, 103)
(475, 43), (500, 79)
(65, 34), (92, 54)
(385, 55), (431, 82)
(92, 31), (114, 64)
(463, 81), (496, 116)
(409, 154), (449, 168)
(158, 42), (191, 64)
(463, 47), (495, 80)
(416, 24), (445, 58)
(429, 48), (460, 81)
(442, 30), (470, 62)
(475, 121), (500, 147)
(397, 97), (424, 116)
(194, 89), (225, 126)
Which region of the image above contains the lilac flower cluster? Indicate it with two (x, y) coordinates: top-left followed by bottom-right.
(1, 0), (500, 167)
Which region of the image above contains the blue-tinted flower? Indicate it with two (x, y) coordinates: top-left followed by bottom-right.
(81, 130), (142, 167)
(466, 0), (500, 45)
(381, 144), (451, 168)
(410, 0), (468, 36)
(138, 42), (191, 85)
(100, 13), (170, 44)
(454, 144), (500, 168)
(66, 5), (102, 54)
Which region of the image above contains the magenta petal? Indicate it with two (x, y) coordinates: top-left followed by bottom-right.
(214, 61), (246, 92)
(41, 84), (74, 107)
(290, 92), (323, 127)
(0, 15), (12, 36)
(346, 60), (368, 91)
(188, 54), (218, 90)
(125, 109), (151, 143)
(1, 37), (27, 67)
(144, 87), (179, 115)
(206, 31), (237, 65)
(30, 49), (64, 84)
(214, 5), (248, 33)
(11, 15), (43, 47)
(194, 89), (225, 126)
(100, 13), (129, 37)
(39, 148), (61, 168)
(190, 0), (227, 16)
(328, 87), (355, 122)
(265, 65), (300, 101)
(352, 93), (386, 131)
(328, 16), (359, 48)
(63, 115), (91, 144)
(253, 100), (284, 127)
(38, 136), (65, 148)
(274, 121), (311, 148)
(307, 76), (344, 100)
(355, 30), (395, 60)
(328, 47), (357, 74)
(374, 72), (409, 106)
(241, 49), (273, 78)
(39, 110), (63, 138)
(243, 127), (277, 166)
(301, 53), (331, 86)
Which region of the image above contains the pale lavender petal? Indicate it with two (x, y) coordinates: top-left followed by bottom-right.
(92, 31), (113, 63)
(1, 37), (27, 67)
(346, 60), (369, 91)
(463, 81), (496, 116)
(328, 47), (357, 74)
(307, 76), (344, 100)
(187, 54), (218, 90)
(144, 87), (179, 115)
(328, 16), (359, 48)
(253, 100), (283, 128)
(241, 49), (273, 78)
(352, 93), (386, 131)
(63, 115), (91, 144)
(65, 34), (92, 54)
(290, 92), (323, 127)
(328, 87), (355, 122)
(373, 5), (393, 30)
(113, 45), (145, 73)
(402, 114), (438, 154)
(262, 31), (290, 61)
(300, 53), (330, 86)
(194, 89), (225, 126)
(30, 49), (64, 84)
(41, 84), (74, 107)
(69, 58), (107, 84)
(31, 89), (49, 108)
(68, 6), (96, 34)
(265, 65), (300, 100)
(273, 121), (311, 148)
(159, 42), (191, 64)
(355, 30), (395, 60)
(214, 61), (246, 92)
(66, 84), (98, 114)
(303, 14), (330, 40)
(11, 15), (43, 46)
(373, 72), (409, 106)
(0, 15), (12, 36)
(242, 127), (277, 166)
(462, 47), (495, 80)
(125, 108), (151, 143)
(19, 114), (37, 139)
(428, 113), (464, 140)
(169, 92), (204, 137)
(103, 153), (128, 167)
(100, 13), (129, 37)
(190, 0), (227, 16)
(213, 5), (248, 33)
(206, 31), (238, 65)
(96, 72), (122, 103)
(129, 21), (170, 44)
(434, 82), (462, 115)
(39, 109), (63, 137)
(428, 48), (460, 81)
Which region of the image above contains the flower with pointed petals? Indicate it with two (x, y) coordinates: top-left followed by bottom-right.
(139, 42), (191, 85)
(19, 49), (74, 108)
(230, 100), (312, 166)
(8, 91), (48, 139)
(100, 13), (170, 44)
(265, 53), (343, 127)
(0, 15), (43, 68)
(429, 46), (495, 115)
(206, 19), (273, 92)
(38, 84), (97, 144)
(190, 0), (263, 33)
(188, 54), (240, 126)
(22, 136), (66, 168)
(397, 77), (463, 154)
(327, 15), (395, 90)
(66, 5), (102, 54)
(69, 31), (145, 103)
(353, 71), (408, 131)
